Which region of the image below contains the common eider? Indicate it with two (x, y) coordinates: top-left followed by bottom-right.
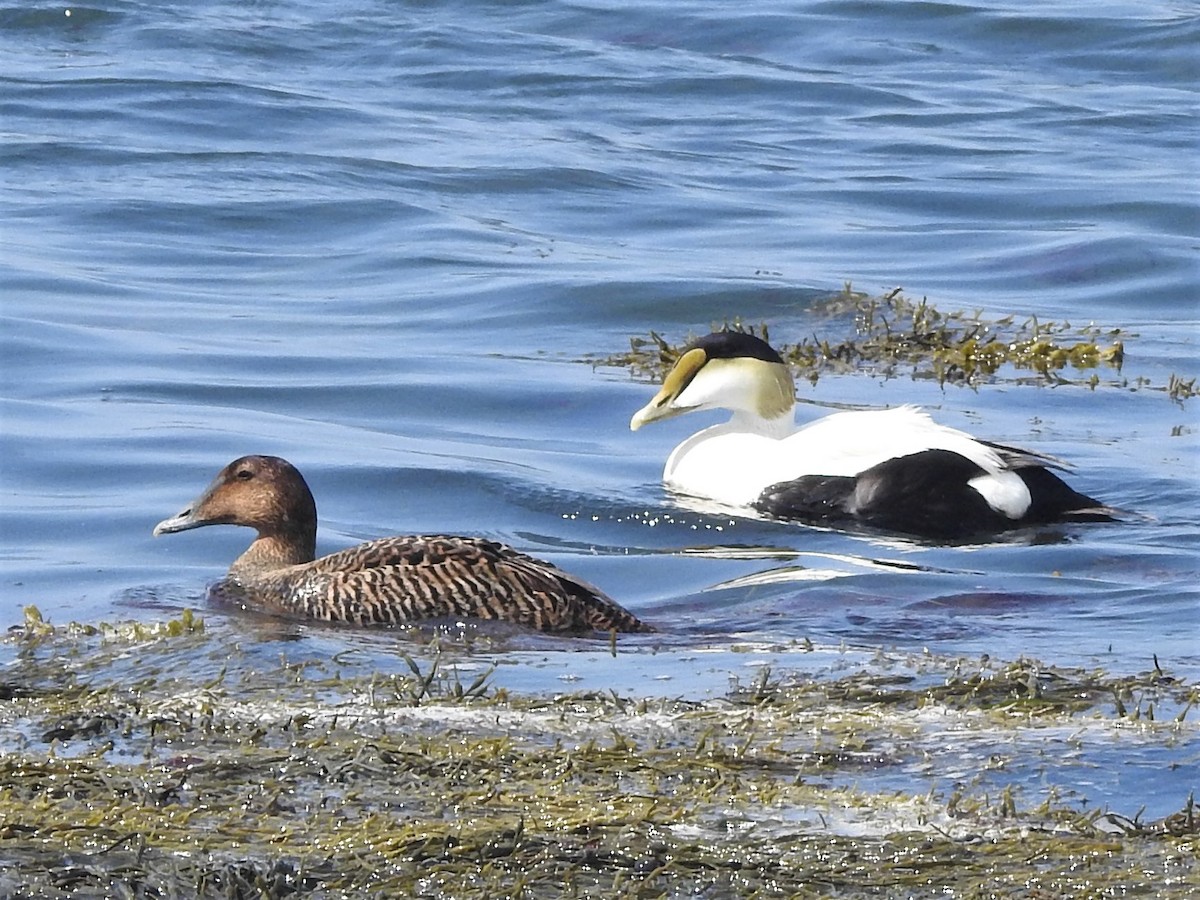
(154, 455), (653, 633)
(630, 331), (1113, 540)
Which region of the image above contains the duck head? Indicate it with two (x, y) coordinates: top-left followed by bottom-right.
(630, 331), (795, 430)
(153, 455), (318, 559)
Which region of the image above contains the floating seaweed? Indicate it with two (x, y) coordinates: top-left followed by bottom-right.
(601, 285), (1195, 399)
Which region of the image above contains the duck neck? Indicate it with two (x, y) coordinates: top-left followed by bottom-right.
(230, 528), (316, 577)
(730, 408), (796, 439)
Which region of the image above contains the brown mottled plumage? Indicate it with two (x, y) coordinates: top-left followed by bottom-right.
(153, 456), (653, 634)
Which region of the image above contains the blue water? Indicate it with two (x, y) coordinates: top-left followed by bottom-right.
(2, 0), (1198, 818)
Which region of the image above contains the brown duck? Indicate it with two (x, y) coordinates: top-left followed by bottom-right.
(153, 455), (652, 633)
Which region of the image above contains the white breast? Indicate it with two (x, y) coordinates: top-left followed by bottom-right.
(664, 426), (796, 505)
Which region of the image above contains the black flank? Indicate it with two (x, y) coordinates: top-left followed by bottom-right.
(753, 449), (1094, 540)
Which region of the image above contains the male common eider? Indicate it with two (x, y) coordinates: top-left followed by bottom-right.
(154, 455), (653, 633)
(630, 331), (1113, 540)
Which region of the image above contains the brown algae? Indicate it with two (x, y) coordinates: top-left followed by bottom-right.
(1, 608), (1197, 898)
(601, 286), (1195, 398)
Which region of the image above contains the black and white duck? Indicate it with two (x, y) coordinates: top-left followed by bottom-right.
(630, 331), (1113, 539)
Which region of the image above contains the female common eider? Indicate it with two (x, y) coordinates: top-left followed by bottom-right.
(630, 331), (1113, 540)
(154, 455), (653, 633)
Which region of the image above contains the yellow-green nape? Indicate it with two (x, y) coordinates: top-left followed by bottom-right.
(749, 358), (797, 420)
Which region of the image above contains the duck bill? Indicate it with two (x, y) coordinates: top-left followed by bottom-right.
(153, 480), (223, 536)
(630, 388), (689, 431)
(153, 504), (206, 536)
(629, 347), (707, 431)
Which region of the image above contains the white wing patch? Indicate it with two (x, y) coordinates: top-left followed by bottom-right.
(967, 470), (1033, 519)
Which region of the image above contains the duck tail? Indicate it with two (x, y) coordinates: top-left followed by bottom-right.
(546, 567), (655, 633)
(581, 592), (657, 633)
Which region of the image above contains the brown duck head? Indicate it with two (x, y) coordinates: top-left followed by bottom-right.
(154, 455), (318, 567)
